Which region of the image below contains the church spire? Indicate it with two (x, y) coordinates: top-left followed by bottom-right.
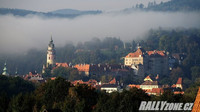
(2, 62), (9, 76)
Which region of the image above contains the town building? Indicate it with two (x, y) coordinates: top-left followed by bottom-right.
(101, 84), (120, 93)
(74, 64), (90, 76)
(124, 45), (168, 76)
(140, 75), (160, 90)
(23, 72), (44, 83)
(171, 77), (183, 90)
(128, 76), (183, 96)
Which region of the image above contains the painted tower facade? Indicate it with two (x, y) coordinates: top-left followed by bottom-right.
(46, 37), (56, 67)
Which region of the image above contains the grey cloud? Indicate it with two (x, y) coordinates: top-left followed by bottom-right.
(0, 11), (200, 54)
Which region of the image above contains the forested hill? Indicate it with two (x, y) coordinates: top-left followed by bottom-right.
(0, 8), (102, 18)
(125, 0), (200, 12)
(147, 0), (200, 11)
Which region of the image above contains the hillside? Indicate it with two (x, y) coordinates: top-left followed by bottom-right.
(124, 0), (200, 12)
(0, 8), (102, 18)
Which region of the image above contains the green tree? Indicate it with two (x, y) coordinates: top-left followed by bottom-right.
(35, 77), (71, 110)
(8, 93), (35, 112)
(191, 66), (200, 81)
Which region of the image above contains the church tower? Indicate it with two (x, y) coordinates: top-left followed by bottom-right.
(46, 36), (56, 68)
(2, 62), (9, 76)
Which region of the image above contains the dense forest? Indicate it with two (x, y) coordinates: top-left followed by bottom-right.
(146, 0), (200, 11)
(123, 0), (200, 12)
(0, 76), (199, 112)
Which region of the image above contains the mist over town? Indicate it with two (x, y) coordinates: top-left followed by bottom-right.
(0, 0), (200, 111)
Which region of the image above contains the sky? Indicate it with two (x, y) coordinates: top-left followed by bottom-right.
(0, 0), (200, 54)
(0, 0), (168, 12)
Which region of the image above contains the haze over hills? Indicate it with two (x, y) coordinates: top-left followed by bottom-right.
(0, 8), (102, 18)
(0, 0), (200, 18)
(51, 9), (102, 15)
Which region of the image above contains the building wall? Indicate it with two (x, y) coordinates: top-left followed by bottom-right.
(101, 87), (118, 93)
(124, 51), (169, 76)
(140, 85), (159, 90)
(124, 57), (144, 66)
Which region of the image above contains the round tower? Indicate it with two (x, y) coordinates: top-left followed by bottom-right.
(46, 36), (56, 67)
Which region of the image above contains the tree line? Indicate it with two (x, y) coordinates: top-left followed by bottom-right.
(0, 76), (198, 112)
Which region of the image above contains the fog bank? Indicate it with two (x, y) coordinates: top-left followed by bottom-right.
(0, 11), (200, 54)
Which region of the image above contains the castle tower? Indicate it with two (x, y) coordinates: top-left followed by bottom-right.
(2, 62), (9, 76)
(46, 36), (56, 68)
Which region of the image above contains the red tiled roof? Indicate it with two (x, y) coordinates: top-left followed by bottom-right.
(71, 80), (85, 85)
(141, 81), (158, 85)
(51, 77), (56, 80)
(147, 50), (166, 57)
(176, 77), (182, 85)
(125, 48), (145, 58)
(24, 72), (41, 80)
(145, 89), (152, 93)
(151, 88), (164, 94)
(71, 79), (98, 87)
(109, 78), (116, 84)
(174, 91), (184, 94)
(128, 84), (140, 89)
(74, 64), (90, 72)
(145, 75), (151, 80)
(171, 84), (176, 88)
(56, 63), (69, 68)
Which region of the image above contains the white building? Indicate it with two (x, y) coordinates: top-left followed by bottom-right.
(101, 84), (120, 93)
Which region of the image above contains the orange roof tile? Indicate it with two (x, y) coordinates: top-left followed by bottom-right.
(51, 77), (56, 80)
(171, 84), (176, 88)
(128, 84), (140, 89)
(109, 78), (116, 84)
(176, 77), (182, 85)
(144, 75), (153, 82)
(71, 80), (85, 85)
(145, 89), (152, 93)
(74, 64), (90, 72)
(125, 48), (145, 58)
(174, 91), (184, 94)
(147, 50), (166, 57)
(56, 63), (69, 68)
(151, 88), (164, 94)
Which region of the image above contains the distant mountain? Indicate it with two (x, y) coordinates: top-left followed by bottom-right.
(50, 9), (102, 15)
(0, 8), (102, 18)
